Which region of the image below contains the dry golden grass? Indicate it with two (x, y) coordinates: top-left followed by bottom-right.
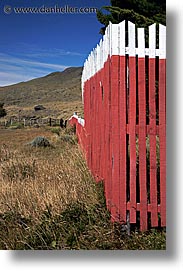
(3, 100), (84, 121)
(0, 127), (166, 250)
(0, 127), (98, 222)
(0, 128), (52, 147)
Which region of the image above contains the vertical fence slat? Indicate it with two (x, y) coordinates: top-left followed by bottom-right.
(95, 76), (98, 177)
(89, 77), (92, 171)
(103, 24), (112, 209)
(119, 20), (127, 224)
(93, 48), (97, 177)
(98, 43), (102, 175)
(90, 52), (95, 173)
(138, 27), (148, 230)
(107, 23), (113, 210)
(104, 56), (112, 208)
(103, 63), (107, 198)
(95, 45), (100, 178)
(128, 21), (137, 223)
(85, 59), (92, 169)
(149, 23), (158, 227)
(87, 78), (92, 170)
(111, 23), (120, 221)
(93, 66), (97, 176)
(100, 79), (104, 179)
(102, 61), (107, 195)
(96, 72), (100, 179)
(159, 24), (166, 227)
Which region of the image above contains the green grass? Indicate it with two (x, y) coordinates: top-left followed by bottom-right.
(0, 199), (166, 250)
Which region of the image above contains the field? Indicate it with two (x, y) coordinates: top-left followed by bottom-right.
(3, 100), (84, 121)
(0, 126), (166, 250)
(0, 67), (84, 122)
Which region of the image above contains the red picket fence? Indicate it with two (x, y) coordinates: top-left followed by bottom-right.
(69, 21), (166, 231)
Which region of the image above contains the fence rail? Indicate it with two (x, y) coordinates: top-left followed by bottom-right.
(69, 21), (166, 231)
(0, 117), (62, 127)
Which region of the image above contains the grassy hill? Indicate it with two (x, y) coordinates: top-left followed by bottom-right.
(0, 67), (83, 119)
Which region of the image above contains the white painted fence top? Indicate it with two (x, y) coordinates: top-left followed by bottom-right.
(81, 20), (166, 98)
(69, 114), (85, 127)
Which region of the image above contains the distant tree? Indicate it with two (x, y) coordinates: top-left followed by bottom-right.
(0, 103), (7, 118)
(97, 0), (166, 34)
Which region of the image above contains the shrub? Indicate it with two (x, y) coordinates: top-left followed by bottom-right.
(28, 136), (51, 147)
(50, 127), (60, 136)
(59, 134), (77, 145)
(8, 122), (24, 129)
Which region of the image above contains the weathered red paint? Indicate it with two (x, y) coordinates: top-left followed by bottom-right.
(149, 58), (158, 227)
(119, 55), (127, 224)
(69, 53), (166, 231)
(138, 57), (147, 231)
(128, 56), (137, 224)
(159, 59), (166, 227)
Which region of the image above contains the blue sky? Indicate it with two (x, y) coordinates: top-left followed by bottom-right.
(0, 0), (110, 86)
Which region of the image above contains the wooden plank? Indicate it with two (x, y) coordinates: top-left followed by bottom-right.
(99, 41), (104, 179)
(95, 72), (99, 180)
(137, 27), (148, 230)
(89, 76), (94, 173)
(126, 124), (159, 135)
(103, 25), (112, 210)
(92, 49), (97, 177)
(111, 55), (120, 221)
(83, 79), (89, 166)
(149, 23), (158, 227)
(102, 62), (107, 185)
(107, 23), (113, 211)
(95, 46), (100, 178)
(102, 68), (106, 180)
(118, 20), (127, 224)
(159, 24), (166, 59)
(97, 69), (102, 180)
(128, 21), (137, 223)
(87, 76), (92, 171)
(95, 69), (99, 178)
(127, 202), (161, 213)
(110, 23), (120, 222)
(92, 74), (97, 177)
(89, 51), (95, 173)
(159, 24), (166, 227)
(103, 34), (108, 183)
(93, 49), (97, 177)
(100, 39), (104, 179)
(108, 63), (113, 211)
(88, 77), (92, 170)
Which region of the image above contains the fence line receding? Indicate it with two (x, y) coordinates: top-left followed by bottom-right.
(69, 21), (166, 231)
